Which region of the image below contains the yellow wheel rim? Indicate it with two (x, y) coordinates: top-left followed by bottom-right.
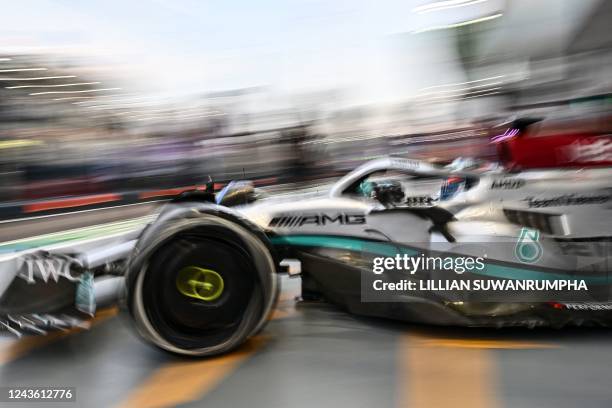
(176, 266), (224, 301)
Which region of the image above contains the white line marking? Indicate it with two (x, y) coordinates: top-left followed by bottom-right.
(0, 200), (162, 225)
(0, 215), (155, 249)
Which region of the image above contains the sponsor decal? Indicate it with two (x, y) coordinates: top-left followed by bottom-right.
(269, 213), (366, 228)
(389, 158), (420, 170)
(515, 227), (543, 264)
(491, 178), (525, 189)
(523, 193), (609, 208)
(561, 303), (612, 311)
(18, 254), (82, 284)
(565, 138), (612, 163)
(556, 240), (611, 257)
(75, 272), (96, 315)
(405, 195), (436, 206)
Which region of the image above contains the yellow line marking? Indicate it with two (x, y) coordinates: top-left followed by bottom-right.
(270, 290), (300, 320)
(270, 306), (298, 320)
(0, 307), (118, 365)
(399, 330), (558, 408)
(411, 335), (560, 349)
(116, 336), (268, 408)
(277, 290), (299, 304)
(399, 335), (499, 408)
(120, 286), (295, 407)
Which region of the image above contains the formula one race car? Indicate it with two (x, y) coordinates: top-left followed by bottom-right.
(1, 157), (611, 357)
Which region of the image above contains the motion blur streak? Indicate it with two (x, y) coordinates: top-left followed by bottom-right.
(6, 82), (100, 89)
(117, 336), (268, 408)
(411, 12), (503, 33)
(0, 68), (46, 73)
(409, 333), (560, 349)
(0, 75), (77, 81)
(28, 87), (121, 96)
(0, 307), (117, 365)
(23, 193), (121, 213)
(0, 215), (152, 254)
(413, 0), (490, 14)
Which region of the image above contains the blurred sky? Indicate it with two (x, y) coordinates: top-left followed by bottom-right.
(0, 1), (413, 97)
(0, 1), (600, 105)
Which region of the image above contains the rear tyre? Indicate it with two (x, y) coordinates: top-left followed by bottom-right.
(126, 211), (277, 357)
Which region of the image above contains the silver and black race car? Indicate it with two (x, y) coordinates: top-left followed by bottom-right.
(0, 157), (611, 357)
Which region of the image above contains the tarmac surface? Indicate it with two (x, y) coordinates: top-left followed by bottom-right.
(1, 204), (612, 408)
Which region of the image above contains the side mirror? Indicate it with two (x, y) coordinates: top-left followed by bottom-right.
(216, 180), (257, 207)
(204, 176), (214, 193)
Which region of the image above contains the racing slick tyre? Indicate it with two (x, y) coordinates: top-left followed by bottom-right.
(125, 208), (278, 357)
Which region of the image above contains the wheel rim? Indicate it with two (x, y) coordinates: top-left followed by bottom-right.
(128, 215), (278, 356)
(176, 266), (225, 302)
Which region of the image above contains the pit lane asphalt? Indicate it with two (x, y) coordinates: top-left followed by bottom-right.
(1, 207), (612, 408)
(0, 202), (160, 243)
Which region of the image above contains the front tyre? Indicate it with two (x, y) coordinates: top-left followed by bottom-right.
(126, 211), (278, 357)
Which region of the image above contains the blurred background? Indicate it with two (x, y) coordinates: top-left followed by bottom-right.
(2, 3), (612, 408)
(1, 0), (611, 204)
